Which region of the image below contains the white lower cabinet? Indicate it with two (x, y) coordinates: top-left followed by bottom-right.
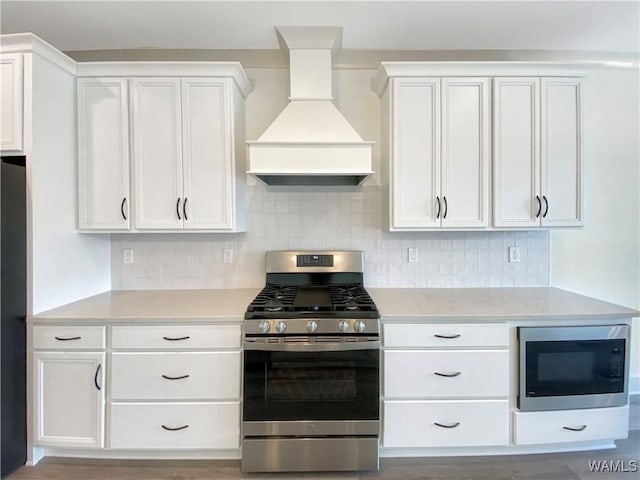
(514, 406), (629, 445)
(108, 323), (242, 450)
(383, 322), (510, 449)
(34, 351), (105, 447)
(110, 402), (239, 449)
(110, 351), (240, 400)
(384, 400), (509, 447)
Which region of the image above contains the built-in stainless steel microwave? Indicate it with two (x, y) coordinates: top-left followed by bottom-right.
(518, 325), (629, 411)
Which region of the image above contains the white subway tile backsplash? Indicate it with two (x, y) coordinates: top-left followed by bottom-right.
(111, 185), (550, 290)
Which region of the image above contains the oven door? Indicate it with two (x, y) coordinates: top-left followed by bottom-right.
(243, 337), (379, 428)
(518, 325), (629, 411)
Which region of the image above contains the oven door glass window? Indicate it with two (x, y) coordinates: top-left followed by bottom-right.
(525, 339), (626, 397)
(244, 349), (379, 421)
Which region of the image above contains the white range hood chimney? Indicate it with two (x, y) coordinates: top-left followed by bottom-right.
(247, 27), (374, 186)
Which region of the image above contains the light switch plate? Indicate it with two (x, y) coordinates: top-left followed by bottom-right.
(223, 248), (233, 263)
(508, 246), (520, 263)
(122, 248), (134, 264)
(408, 248), (418, 263)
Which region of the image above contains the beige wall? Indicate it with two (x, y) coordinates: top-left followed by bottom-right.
(550, 67), (640, 388)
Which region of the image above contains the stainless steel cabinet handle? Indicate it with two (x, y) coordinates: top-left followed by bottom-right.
(176, 198), (182, 220)
(563, 425), (587, 432)
(434, 422), (460, 429)
(162, 374), (190, 380)
(162, 335), (190, 341)
(94, 363), (102, 391)
(542, 195), (549, 218)
(434, 371), (462, 377)
(183, 197), (188, 221)
(121, 197), (127, 221)
(436, 196), (441, 219)
(443, 196), (448, 219)
(55, 336), (81, 341)
(161, 424), (189, 432)
(434, 334), (461, 339)
(535, 195), (542, 218)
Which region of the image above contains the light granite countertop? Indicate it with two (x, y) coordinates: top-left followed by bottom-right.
(30, 287), (638, 322)
(368, 287), (639, 321)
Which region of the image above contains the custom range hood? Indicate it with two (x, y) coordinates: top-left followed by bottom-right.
(247, 27), (374, 186)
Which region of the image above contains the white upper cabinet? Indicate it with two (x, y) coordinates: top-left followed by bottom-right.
(382, 76), (489, 230)
(132, 78), (184, 230)
(77, 78), (130, 230)
(132, 77), (245, 231)
(441, 78), (490, 228)
(0, 53), (23, 152)
(181, 78), (233, 229)
(493, 77), (582, 228)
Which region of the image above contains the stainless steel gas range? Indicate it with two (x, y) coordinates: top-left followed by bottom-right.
(242, 250), (380, 473)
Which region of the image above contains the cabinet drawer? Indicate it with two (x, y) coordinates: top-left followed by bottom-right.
(384, 323), (508, 348)
(110, 402), (239, 449)
(383, 399), (509, 447)
(111, 324), (241, 350)
(33, 325), (105, 350)
(384, 350), (508, 398)
(514, 406), (629, 445)
(111, 352), (240, 400)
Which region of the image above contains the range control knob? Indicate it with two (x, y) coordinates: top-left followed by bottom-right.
(306, 320), (318, 333)
(337, 320), (350, 333)
(275, 321), (287, 334)
(258, 321), (270, 334)
(353, 320), (366, 333)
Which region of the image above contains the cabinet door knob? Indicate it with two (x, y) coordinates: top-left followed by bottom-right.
(563, 425), (587, 432)
(542, 195), (549, 218)
(94, 363), (102, 391)
(434, 371), (462, 377)
(434, 422), (460, 429)
(436, 196), (441, 219)
(121, 197), (127, 221)
(535, 195), (542, 218)
(162, 424), (189, 432)
(176, 198), (182, 220)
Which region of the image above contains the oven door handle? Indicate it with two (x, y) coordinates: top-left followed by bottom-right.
(243, 340), (380, 352)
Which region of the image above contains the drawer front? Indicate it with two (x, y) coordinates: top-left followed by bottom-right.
(514, 406), (629, 445)
(384, 323), (508, 348)
(384, 399), (509, 447)
(384, 350), (509, 398)
(111, 324), (241, 350)
(111, 352), (240, 400)
(110, 402), (239, 449)
(33, 325), (105, 350)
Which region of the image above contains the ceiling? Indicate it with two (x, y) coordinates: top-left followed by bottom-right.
(1, 1), (638, 59)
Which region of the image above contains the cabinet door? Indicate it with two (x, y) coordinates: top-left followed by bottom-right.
(391, 78), (441, 229)
(77, 78), (130, 229)
(441, 78), (490, 228)
(493, 78), (541, 228)
(0, 53), (23, 152)
(181, 78), (232, 229)
(34, 352), (105, 447)
(132, 78), (183, 229)
(540, 78), (582, 227)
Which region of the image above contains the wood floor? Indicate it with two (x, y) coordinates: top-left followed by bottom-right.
(7, 429), (639, 480)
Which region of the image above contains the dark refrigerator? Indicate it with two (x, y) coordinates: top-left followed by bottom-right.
(1, 156), (27, 477)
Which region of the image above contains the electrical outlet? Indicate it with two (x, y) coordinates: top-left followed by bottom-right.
(122, 248), (134, 264)
(408, 247), (419, 263)
(508, 246), (520, 263)
(223, 248), (233, 263)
